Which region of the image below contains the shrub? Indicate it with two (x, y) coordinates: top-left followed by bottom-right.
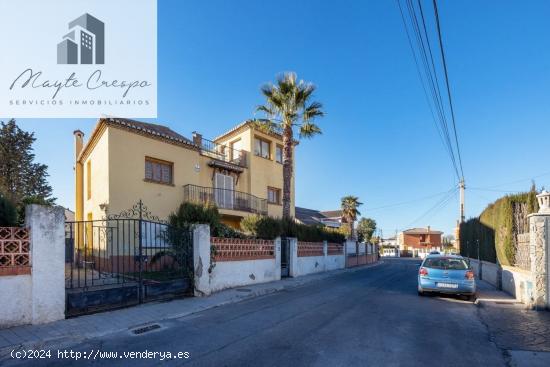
(240, 215), (345, 242)
(0, 194), (17, 226)
(169, 202), (244, 238)
(459, 186), (539, 265)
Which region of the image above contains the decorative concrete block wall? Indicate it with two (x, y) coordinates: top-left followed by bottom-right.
(0, 205), (65, 328)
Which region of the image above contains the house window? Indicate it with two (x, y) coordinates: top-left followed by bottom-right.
(267, 187), (281, 205)
(275, 145), (283, 163)
(145, 157), (173, 185)
(254, 137), (271, 159)
(86, 160), (91, 200)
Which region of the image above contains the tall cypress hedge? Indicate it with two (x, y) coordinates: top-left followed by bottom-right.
(459, 187), (538, 265)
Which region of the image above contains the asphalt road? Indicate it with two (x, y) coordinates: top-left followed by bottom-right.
(10, 259), (508, 366)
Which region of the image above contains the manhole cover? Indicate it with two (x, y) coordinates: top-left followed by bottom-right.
(131, 324), (161, 335)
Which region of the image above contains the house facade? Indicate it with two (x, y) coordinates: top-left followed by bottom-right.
(397, 227), (443, 258)
(74, 118), (295, 228)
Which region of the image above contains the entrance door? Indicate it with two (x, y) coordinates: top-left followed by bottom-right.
(215, 173), (234, 209)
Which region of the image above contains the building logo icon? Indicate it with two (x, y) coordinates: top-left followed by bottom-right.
(57, 13), (105, 64)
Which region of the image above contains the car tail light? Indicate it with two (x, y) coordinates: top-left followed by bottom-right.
(465, 270), (474, 280)
(419, 267), (428, 276)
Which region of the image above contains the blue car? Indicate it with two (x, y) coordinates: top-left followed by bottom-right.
(417, 254), (476, 301)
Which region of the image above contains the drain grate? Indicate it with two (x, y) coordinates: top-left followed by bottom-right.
(236, 288), (252, 292)
(132, 324), (161, 335)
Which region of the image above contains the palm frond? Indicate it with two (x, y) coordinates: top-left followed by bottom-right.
(299, 122), (322, 139)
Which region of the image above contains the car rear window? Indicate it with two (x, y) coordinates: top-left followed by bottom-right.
(423, 258), (469, 270)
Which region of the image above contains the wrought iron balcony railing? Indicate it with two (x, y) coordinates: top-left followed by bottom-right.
(183, 184), (267, 215)
(197, 137), (247, 168)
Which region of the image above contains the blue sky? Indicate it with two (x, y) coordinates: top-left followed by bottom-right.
(8, 0), (550, 236)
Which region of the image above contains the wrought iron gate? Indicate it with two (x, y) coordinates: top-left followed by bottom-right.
(65, 201), (193, 317)
(280, 238), (290, 277)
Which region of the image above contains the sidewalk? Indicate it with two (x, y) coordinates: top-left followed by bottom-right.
(475, 280), (550, 367)
(0, 262), (382, 356)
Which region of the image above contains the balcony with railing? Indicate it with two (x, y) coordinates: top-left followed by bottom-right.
(183, 184), (267, 215)
(193, 133), (247, 169)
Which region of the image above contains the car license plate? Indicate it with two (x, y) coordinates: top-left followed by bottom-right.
(436, 282), (458, 289)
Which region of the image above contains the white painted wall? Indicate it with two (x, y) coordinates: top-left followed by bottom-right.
(501, 265), (534, 304)
(0, 205), (65, 328)
(325, 255), (346, 271)
(293, 241), (346, 276)
(192, 227), (282, 294)
(295, 255), (326, 276)
(469, 258), (535, 306)
(210, 258), (279, 293)
(0, 275), (32, 328)
(345, 240), (357, 255)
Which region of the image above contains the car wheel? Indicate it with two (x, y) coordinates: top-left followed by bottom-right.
(468, 294), (476, 302)
(418, 290), (424, 297)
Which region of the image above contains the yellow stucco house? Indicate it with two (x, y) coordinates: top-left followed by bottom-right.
(74, 117), (295, 228)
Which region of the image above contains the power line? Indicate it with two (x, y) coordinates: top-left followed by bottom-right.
(367, 188), (457, 212)
(432, 0), (464, 179)
(396, 0), (462, 182)
(400, 186), (458, 230)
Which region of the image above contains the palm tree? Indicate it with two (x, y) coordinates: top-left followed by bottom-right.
(255, 72), (324, 220)
(341, 196), (363, 240)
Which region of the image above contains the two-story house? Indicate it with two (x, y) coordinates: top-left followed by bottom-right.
(397, 227), (443, 258)
(74, 118), (295, 228)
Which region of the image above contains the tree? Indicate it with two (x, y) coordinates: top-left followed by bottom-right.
(0, 120), (54, 219)
(357, 218), (376, 243)
(341, 196), (363, 240)
(0, 194), (17, 226)
(255, 72), (324, 220)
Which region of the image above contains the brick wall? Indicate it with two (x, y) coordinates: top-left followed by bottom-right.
(297, 242), (324, 257)
(211, 237), (275, 261)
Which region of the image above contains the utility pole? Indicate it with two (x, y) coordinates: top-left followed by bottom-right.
(459, 179), (465, 223)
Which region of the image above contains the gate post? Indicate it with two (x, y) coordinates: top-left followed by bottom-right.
(288, 238), (298, 277)
(193, 224), (211, 296)
(274, 237), (282, 280)
(26, 205), (65, 324)
(528, 191), (550, 309)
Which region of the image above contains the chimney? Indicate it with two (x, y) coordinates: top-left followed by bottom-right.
(192, 131), (202, 147)
(73, 130), (84, 161)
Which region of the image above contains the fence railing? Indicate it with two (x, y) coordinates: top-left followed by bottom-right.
(0, 227), (31, 275)
(183, 184), (268, 215)
(198, 137), (247, 168)
(297, 241), (324, 257)
(212, 237), (275, 261)
(327, 243), (344, 255)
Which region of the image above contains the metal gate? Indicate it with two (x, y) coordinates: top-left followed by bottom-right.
(65, 201), (193, 317)
(281, 238), (290, 277)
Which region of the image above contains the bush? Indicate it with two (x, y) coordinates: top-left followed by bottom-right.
(169, 202), (244, 238)
(459, 187), (538, 265)
(240, 215), (345, 242)
(0, 194), (17, 226)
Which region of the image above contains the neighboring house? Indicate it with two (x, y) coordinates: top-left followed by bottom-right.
(64, 208), (75, 222)
(379, 237), (399, 257)
(74, 118), (296, 228)
(295, 207), (343, 228)
(397, 227), (443, 258)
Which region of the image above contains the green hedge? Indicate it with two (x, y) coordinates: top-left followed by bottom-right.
(459, 188), (538, 265)
(241, 215), (345, 242)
